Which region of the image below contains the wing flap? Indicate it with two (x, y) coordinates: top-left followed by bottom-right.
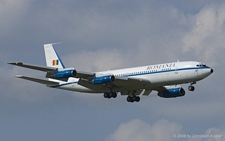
(16, 75), (59, 85)
(8, 62), (57, 72)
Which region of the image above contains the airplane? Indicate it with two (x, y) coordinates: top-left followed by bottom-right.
(8, 44), (213, 103)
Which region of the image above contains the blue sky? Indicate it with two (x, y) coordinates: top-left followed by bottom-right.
(1, 0), (225, 141)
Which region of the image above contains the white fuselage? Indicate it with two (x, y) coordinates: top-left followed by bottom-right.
(51, 61), (212, 93)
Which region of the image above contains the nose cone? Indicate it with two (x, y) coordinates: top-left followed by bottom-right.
(211, 69), (213, 73)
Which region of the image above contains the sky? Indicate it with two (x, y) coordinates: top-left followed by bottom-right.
(0, 0), (225, 141)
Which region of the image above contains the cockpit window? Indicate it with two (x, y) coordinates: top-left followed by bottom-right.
(197, 63), (207, 67)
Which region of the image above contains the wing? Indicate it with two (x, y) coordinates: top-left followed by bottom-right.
(16, 75), (59, 86)
(8, 62), (57, 72)
(78, 75), (151, 92)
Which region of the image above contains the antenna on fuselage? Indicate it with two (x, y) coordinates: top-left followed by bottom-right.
(177, 60), (180, 62)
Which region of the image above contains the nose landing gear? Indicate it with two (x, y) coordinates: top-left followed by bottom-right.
(188, 82), (196, 91)
(188, 85), (195, 91)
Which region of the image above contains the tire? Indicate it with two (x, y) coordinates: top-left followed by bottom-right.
(127, 96), (131, 102)
(112, 92), (117, 98)
(188, 86), (195, 91)
(104, 93), (108, 98)
(135, 96), (140, 102)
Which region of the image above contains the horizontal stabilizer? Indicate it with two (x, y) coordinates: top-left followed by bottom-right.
(16, 75), (59, 85)
(8, 62), (57, 72)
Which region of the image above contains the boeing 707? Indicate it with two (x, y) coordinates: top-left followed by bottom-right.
(8, 44), (213, 102)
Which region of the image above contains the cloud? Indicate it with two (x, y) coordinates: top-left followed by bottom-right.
(62, 49), (125, 71)
(182, 3), (225, 64)
(105, 119), (182, 141)
(186, 127), (225, 141)
(27, 0), (190, 64)
(106, 119), (225, 141)
(204, 128), (225, 141)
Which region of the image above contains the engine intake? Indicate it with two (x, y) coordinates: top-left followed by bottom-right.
(46, 69), (76, 79)
(158, 87), (185, 98)
(93, 75), (115, 84)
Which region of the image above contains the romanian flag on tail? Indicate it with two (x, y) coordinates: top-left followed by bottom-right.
(52, 60), (59, 66)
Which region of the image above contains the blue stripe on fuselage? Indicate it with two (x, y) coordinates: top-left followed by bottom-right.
(123, 66), (210, 77)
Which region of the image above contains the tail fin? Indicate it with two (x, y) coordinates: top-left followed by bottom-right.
(44, 44), (65, 68)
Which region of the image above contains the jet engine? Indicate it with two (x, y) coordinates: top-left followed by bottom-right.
(93, 75), (115, 84)
(46, 69), (76, 79)
(158, 86), (185, 98)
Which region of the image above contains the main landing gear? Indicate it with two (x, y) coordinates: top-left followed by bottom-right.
(103, 91), (141, 103)
(126, 90), (141, 103)
(188, 82), (196, 91)
(127, 96), (140, 103)
(104, 92), (117, 99)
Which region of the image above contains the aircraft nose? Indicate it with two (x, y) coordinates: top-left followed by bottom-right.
(211, 69), (213, 73)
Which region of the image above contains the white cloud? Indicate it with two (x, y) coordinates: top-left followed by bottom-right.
(182, 3), (225, 64)
(204, 128), (225, 141)
(62, 49), (125, 71)
(186, 127), (225, 141)
(105, 119), (182, 141)
(106, 119), (225, 141)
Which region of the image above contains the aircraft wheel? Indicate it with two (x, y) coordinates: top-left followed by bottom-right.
(127, 96), (131, 102)
(135, 96), (140, 102)
(104, 92), (109, 98)
(112, 92), (117, 98)
(108, 92), (113, 98)
(188, 86), (195, 91)
(132, 96), (136, 102)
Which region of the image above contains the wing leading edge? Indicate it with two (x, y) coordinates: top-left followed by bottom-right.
(8, 62), (57, 72)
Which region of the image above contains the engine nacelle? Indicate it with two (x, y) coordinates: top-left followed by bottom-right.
(46, 69), (76, 79)
(93, 75), (115, 84)
(158, 87), (185, 98)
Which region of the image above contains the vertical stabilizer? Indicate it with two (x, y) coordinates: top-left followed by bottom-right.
(44, 44), (65, 68)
